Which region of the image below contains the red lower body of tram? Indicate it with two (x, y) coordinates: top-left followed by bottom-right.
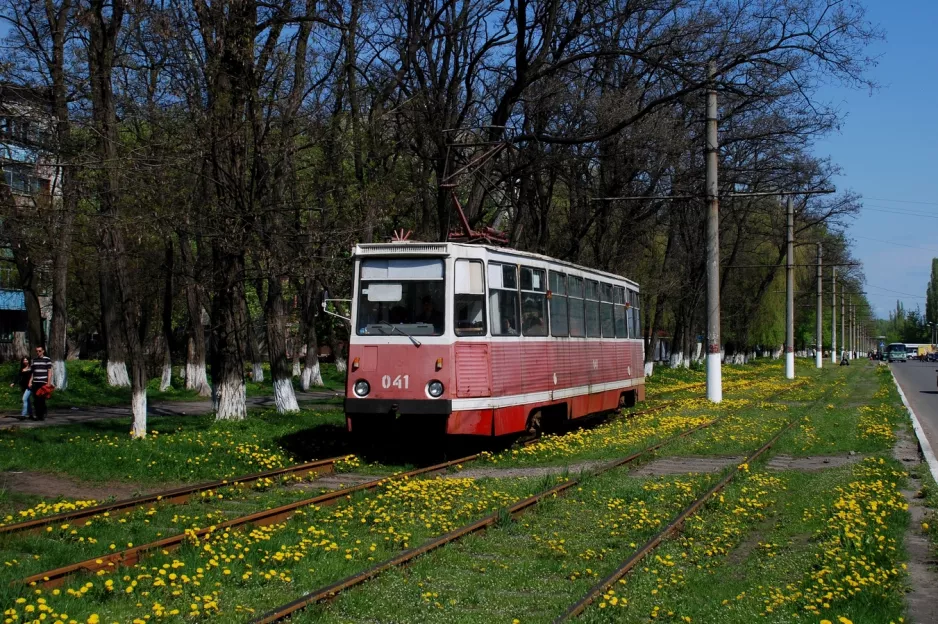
(344, 339), (644, 436)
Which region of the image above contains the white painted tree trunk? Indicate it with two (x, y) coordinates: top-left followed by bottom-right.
(694, 342), (702, 362)
(301, 359), (324, 390)
(53, 360), (67, 390)
(273, 378), (300, 413)
(252, 362), (264, 383)
(215, 378), (247, 420)
(107, 361), (131, 387)
(130, 388), (147, 438)
(669, 351), (684, 368)
(292, 358), (301, 378)
(335, 356), (347, 374)
(644, 361), (654, 377)
(159, 350), (172, 391)
(773, 345), (783, 359)
(185, 361), (212, 397)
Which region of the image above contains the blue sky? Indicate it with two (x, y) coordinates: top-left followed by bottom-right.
(812, 0), (938, 318)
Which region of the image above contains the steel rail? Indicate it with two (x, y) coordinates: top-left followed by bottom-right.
(13, 397), (669, 588)
(552, 417), (799, 622)
(16, 455), (478, 589)
(0, 456), (351, 537)
(248, 419), (717, 624)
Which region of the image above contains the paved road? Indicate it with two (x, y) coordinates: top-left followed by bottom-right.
(889, 359), (938, 455)
(0, 390), (343, 430)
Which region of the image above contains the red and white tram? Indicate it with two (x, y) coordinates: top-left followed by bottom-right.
(343, 241), (645, 437)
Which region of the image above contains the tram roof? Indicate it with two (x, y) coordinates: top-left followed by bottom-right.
(353, 241), (639, 289)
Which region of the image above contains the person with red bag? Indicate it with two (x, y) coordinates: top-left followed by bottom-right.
(28, 346), (54, 421)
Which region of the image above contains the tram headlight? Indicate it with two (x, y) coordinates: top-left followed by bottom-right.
(427, 380), (444, 398)
(353, 380), (370, 397)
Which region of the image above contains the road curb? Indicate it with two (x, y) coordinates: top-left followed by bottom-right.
(891, 369), (938, 483)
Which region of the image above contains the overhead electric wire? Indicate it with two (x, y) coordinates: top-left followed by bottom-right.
(849, 235), (938, 253)
(864, 197), (938, 207)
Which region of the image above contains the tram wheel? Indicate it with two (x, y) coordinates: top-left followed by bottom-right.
(526, 409), (543, 437)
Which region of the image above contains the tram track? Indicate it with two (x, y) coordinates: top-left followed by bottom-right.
(9, 398), (672, 589)
(0, 456), (350, 537)
(247, 418), (719, 624)
(248, 378), (808, 623)
(553, 416), (799, 622)
(8, 373), (783, 597)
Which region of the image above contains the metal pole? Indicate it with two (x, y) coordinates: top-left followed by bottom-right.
(785, 197), (795, 379)
(831, 268), (837, 364)
(816, 243), (823, 369)
(848, 296), (853, 359)
(842, 291), (846, 361)
(705, 61), (722, 402)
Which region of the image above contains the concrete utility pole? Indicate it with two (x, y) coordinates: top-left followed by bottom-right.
(705, 60), (722, 402)
(816, 243), (823, 369)
(831, 268), (837, 364)
(844, 295), (849, 361)
(785, 197), (795, 379)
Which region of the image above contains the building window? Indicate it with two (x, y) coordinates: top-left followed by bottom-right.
(520, 266), (547, 336)
(489, 263), (519, 336)
(549, 272), (568, 337)
(1, 165), (43, 194)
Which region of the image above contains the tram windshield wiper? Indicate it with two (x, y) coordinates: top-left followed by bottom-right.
(378, 320), (422, 347)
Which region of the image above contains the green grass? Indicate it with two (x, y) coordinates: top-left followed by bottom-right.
(0, 358), (918, 623)
(0, 360), (346, 413)
(0, 408), (346, 484)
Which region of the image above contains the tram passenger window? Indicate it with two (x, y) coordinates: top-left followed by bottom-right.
(631, 290), (642, 338)
(600, 282), (615, 337)
(614, 286), (627, 338)
(585, 280), (601, 337)
(568, 275), (585, 337)
(549, 272), (568, 336)
(489, 263), (520, 336)
(454, 259), (486, 336)
(520, 266), (547, 336)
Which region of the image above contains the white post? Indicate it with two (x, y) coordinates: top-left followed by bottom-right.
(705, 61), (722, 402)
(831, 267), (837, 363)
(816, 243), (823, 369)
(785, 197), (795, 379)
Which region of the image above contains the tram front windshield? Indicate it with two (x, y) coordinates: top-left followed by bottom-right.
(357, 258), (445, 336)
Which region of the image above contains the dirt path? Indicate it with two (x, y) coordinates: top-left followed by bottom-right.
(893, 427), (938, 624)
(0, 471), (158, 501)
(0, 390), (341, 430)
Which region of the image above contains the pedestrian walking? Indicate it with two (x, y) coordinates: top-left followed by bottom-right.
(9, 357), (32, 419)
(28, 346), (53, 421)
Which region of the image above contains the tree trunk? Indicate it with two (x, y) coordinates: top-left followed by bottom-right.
(299, 280), (324, 390)
(245, 307), (265, 383)
(88, 0), (144, 435)
(10, 245), (45, 352)
(159, 240), (174, 391)
(179, 232), (210, 396)
(99, 269), (130, 387)
(264, 276), (299, 413)
(211, 250), (248, 421)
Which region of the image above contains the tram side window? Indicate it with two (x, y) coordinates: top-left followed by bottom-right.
(520, 266), (548, 336)
(549, 272), (568, 336)
(585, 280), (601, 337)
(613, 285), (627, 338)
(568, 275), (585, 337)
(489, 263), (520, 336)
(629, 290), (642, 338)
(454, 259), (486, 336)
(600, 282), (615, 337)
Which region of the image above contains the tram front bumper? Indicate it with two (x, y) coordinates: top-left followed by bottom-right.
(344, 398), (453, 416)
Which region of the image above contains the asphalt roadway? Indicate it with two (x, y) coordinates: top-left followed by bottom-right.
(889, 358), (938, 456)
